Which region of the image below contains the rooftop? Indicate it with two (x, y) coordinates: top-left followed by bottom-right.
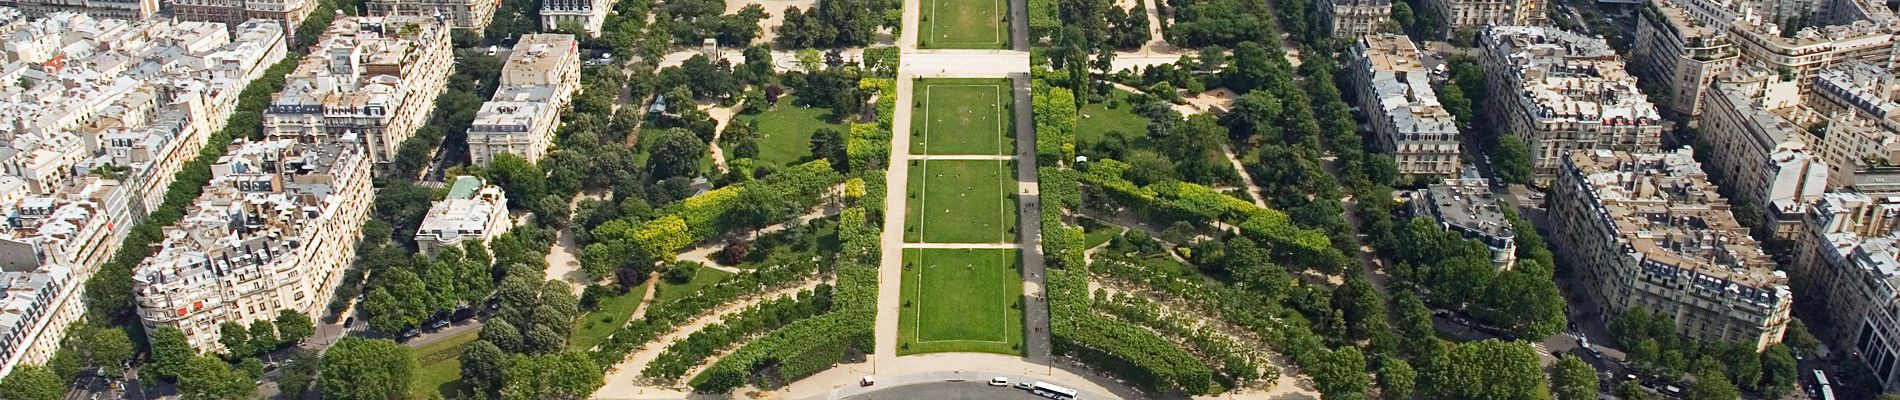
(1357, 33), (1458, 139)
(1565, 148), (1786, 290)
(1486, 25), (1662, 124)
(1422, 170), (1514, 238)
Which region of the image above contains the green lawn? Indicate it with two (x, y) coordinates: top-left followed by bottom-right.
(1076, 91), (1149, 149)
(729, 95), (847, 166)
(910, 79), (1012, 155)
(920, 0), (1007, 48)
(1079, 218), (1125, 250)
(568, 281), (654, 351)
(652, 265), (736, 307)
(898, 248), (1023, 355)
(410, 328), (479, 399)
(905, 159), (1017, 243)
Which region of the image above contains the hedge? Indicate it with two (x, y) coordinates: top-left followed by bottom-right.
(640, 287), (826, 382)
(1049, 267), (1213, 392)
(616, 159), (844, 258)
(588, 251), (823, 367)
(1080, 159), (1346, 270)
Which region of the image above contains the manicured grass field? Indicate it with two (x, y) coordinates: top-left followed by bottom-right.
(910, 79), (1013, 155)
(652, 264), (737, 306)
(920, 0), (1007, 49)
(729, 95), (848, 166)
(897, 248), (1023, 355)
(410, 328), (479, 399)
(1079, 218), (1126, 250)
(1076, 90), (1150, 148)
(905, 159), (1017, 243)
(568, 281), (654, 351)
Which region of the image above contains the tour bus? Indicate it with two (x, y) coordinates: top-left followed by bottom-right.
(1031, 382), (1078, 400)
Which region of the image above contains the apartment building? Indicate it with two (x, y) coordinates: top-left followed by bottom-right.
(263, 16), (453, 169)
(0, 0), (155, 20)
(1480, 26), (1664, 181)
(1549, 148), (1793, 352)
(1698, 68), (1830, 229)
(1323, 0), (1392, 38)
(467, 34), (580, 167)
(416, 176), (510, 254)
(1810, 61), (1900, 133)
(1632, 0), (1740, 118)
(1411, 169), (1518, 270)
(1794, 189), (1900, 389)
(365, 0), (500, 30)
(1349, 33), (1461, 179)
(0, 15), (284, 372)
(1426, 0), (1542, 29)
(541, 0), (609, 36)
(169, 0), (318, 38)
(131, 140), (373, 353)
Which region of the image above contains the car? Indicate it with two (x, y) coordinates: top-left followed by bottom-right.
(860, 376), (876, 387)
(399, 328), (421, 340)
(1015, 382), (1034, 390)
(428, 319), (451, 330)
(989, 377), (1009, 386)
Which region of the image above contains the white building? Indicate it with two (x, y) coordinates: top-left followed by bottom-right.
(1480, 26), (1664, 181)
(540, 0), (609, 36)
(1350, 33), (1461, 179)
(263, 16), (454, 170)
(1631, 0), (1739, 118)
(1412, 169), (1518, 269)
(1323, 0), (1391, 38)
(1697, 67), (1831, 231)
(132, 140), (373, 353)
(467, 34), (580, 167)
(416, 176), (511, 254)
(366, 0), (501, 30)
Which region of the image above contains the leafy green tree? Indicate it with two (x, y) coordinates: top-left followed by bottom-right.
(1494, 136), (1534, 184)
(45, 349), (80, 381)
(1618, 381), (1658, 400)
(500, 351), (605, 400)
(248, 319), (278, 355)
(217, 322), (251, 359)
(1551, 354), (1598, 400)
(1378, 357), (1416, 399)
(1760, 344), (1798, 398)
(179, 355), (256, 399)
(276, 309), (316, 345)
(1687, 357), (1740, 400)
(320, 338), (415, 400)
(462, 340), (509, 395)
(279, 348), (321, 398)
(149, 326), (195, 380)
(647, 128), (707, 181)
(239, 358), (265, 382)
(0, 365), (62, 400)
(480, 318), (525, 353)
(1311, 347), (1370, 399)
(1786, 318), (1822, 355)
(488, 154), (549, 208)
(1420, 339), (1543, 400)
(809, 128), (847, 172)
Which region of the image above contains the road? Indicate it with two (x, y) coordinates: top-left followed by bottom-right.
(1009, 72), (1051, 365)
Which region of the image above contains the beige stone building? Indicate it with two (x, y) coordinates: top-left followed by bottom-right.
(365, 0), (500, 30)
(1323, 0), (1392, 38)
(468, 34), (580, 167)
(1632, 0), (1740, 118)
(1480, 26), (1664, 181)
(1, 0), (156, 20)
(541, 0), (609, 36)
(1549, 148), (1793, 352)
(1426, 0), (1543, 29)
(1350, 33), (1461, 179)
(168, 0), (318, 38)
(131, 140), (373, 353)
(1697, 67), (1830, 229)
(263, 16), (454, 170)
(1795, 190), (1900, 390)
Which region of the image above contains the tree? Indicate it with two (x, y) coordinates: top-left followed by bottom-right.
(1551, 354), (1598, 400)
(1618, 381), (1659, 400)
(462, 340), (509, 395)
(1420, 339), (1543, 400)
(149, 326), (195, 380)
(1786, 318), (1821, 355)
(217, 322), (251, 359)
(647, 128), (707, 181)
(320, 337), (415, 400)
(0, 365), (62, 400)
(248, 319), (279, 355)
(480, 316), (525, 353)
(178, 355), (256, 399)
(1378, 357), (1416, 400)
(1687, 357), (1740, 400)
(1760, 344), (1798, 398)
(276, 309), (316, 345)
(1311, 347), (1370, 399)
(88, 326), (134, 377)
(279, 348), (321, 398)
(809, 128), (847, 171)
(488, 153), (548, 208)
(499, 351), (604, 400)
(1494, 136), (1534, 184)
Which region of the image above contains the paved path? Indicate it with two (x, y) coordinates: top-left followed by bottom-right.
(594, 280), (826, 397)
(902, 51), (1032, 77)
(1222, 143), (1269, 208)
(1009, 73), (1050, 365)
(873, 74), (917, 363)
(909, 154), (1016, 160)
(781, 353), (1160, 400)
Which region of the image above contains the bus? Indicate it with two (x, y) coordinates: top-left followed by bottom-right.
(1031, 382), (1078, 400)
(1814, 370), (1831, 388)
(1819, 386), (1836, 400)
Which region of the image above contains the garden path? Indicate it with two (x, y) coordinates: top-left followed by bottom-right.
(594, 280), (826, 397)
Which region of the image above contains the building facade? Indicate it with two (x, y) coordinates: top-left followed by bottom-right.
(131, 140), (372, 353)
(1323, 0), (1392, 38)
(1698, 70), (1830, 226)
(1350, 33), (1462, 179)
(263, 16), (454, 170)
(416, 176), (510, 254)
(1480, 26), (1664, 181)
(1632, 0), (1740, 118)
(1, 0), (155, 20)
(1426, 0), (1543, 29)
(0, 14), (285, 374)
(365, 0), (500, 30)
(467, 34), (580, 167)
(1549, 148), (1793, 352)
(169, 0), (318, 39)
(540, 0), (608, 36)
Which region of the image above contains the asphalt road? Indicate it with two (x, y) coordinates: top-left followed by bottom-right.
(846, 382), (1049, 400)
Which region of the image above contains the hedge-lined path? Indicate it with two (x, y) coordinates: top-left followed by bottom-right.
(593, 280), (827, 397)
(546, 190), (611, 294)
(1222, 143), (1270, 209)
(674, 201), (843, 273)
(1084, 281), (1322, 400)
(1007, 73), (1050, 365)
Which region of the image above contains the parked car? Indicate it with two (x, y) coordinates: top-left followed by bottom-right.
(427, 319), (451, 331)
(1015, 381), (1034, 390)
(989, 377), (1009, 387)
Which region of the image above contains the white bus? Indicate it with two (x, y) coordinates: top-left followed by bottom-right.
(1031, 382), (1078, 400)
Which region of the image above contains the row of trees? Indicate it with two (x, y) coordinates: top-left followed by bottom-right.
(1608, 308), (1805, 398)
